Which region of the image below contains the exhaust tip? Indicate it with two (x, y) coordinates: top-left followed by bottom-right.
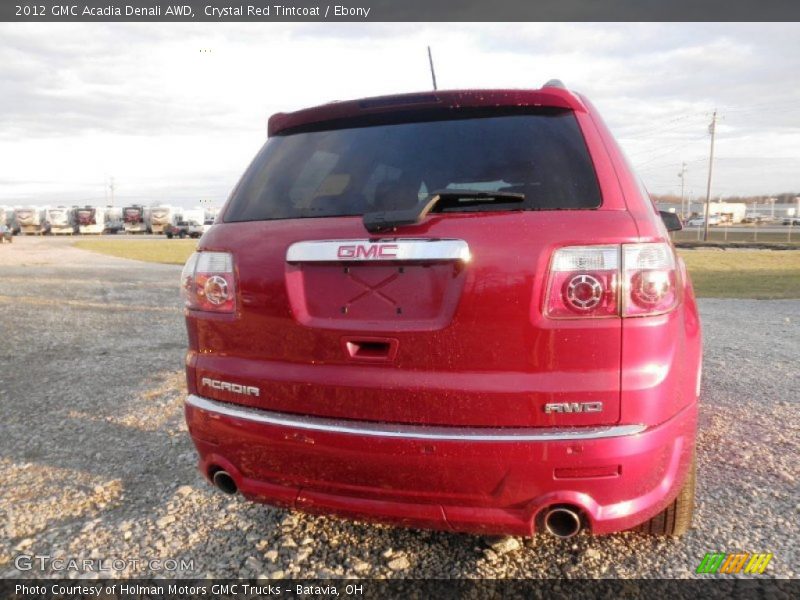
(211, 470), (238, 495)
(544, 506), (582, 538)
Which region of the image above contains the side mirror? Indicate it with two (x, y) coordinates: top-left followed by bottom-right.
(659, 211), (683, 232)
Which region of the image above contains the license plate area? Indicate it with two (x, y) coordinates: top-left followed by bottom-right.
(285, 239), (470, 331)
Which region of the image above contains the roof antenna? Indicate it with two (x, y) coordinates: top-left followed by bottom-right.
(427, 46), (438, 91)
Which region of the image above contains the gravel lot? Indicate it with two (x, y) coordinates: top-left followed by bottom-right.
(0, 237), (797, 579)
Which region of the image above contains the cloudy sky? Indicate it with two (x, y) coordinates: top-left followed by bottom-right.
(1, 22), (799, 209)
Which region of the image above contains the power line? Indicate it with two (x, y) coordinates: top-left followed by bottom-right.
(629, 134), (709, 167)
(621, 114), (708, 140)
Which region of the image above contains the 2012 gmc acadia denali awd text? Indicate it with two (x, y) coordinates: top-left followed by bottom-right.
(181, 82), (702, 538)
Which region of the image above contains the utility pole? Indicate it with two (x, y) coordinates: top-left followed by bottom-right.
(427, 46), (438, 91)
(678, 162), (687, 219)
(109, 177), (115, 207)
(703, 110), (717, 241)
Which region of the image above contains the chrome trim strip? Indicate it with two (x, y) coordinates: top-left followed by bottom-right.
(186, 395), (646, 441)
(286, 239), (470, 263)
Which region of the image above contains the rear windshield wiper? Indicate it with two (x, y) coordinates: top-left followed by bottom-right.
(363, 189), (525, 233)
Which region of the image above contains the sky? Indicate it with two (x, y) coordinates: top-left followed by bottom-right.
(1, 22), (799, 209)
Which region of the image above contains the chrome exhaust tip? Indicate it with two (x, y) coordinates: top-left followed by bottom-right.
(211, 470), (238, 495)
(544, 506), (582, 538)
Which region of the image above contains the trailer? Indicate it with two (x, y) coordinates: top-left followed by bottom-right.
(43, 206), (77, 235)
(104, 206), (124, 234)
(123, 205), (149, 234)
(204, 206), (221, 222)
(150, 205), (178, 234)
(181, 207), (205, 226)
(0, 206), (16, 239)
(75, 206), (106, 234)
(0, 206), (13, 229)
(15, 206), (45, 235)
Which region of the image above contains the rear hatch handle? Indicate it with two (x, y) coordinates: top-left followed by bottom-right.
(362, 190), (525, 233)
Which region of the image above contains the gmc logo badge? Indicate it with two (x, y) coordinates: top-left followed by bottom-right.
(544, 402), (603, 414)
(337, 244), (399, 259)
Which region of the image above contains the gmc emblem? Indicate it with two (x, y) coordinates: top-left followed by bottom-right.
(544, 401), (603, 414)
(337, 244), (398, 259)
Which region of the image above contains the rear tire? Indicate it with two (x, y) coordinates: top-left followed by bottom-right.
(636, 454), (695, 536)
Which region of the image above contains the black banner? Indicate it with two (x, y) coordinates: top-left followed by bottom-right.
(1, 579), (797, 600)
(2, 0), (800, 22)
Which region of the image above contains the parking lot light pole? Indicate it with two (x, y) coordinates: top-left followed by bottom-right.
(703, 110), (717, 242)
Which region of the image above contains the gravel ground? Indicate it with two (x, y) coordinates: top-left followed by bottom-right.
(0, 237), (797, 579)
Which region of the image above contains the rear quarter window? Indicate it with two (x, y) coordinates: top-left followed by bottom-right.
(225, 111), (602, 222)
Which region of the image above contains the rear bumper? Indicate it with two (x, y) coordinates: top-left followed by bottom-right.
(185, 395), (697, 536)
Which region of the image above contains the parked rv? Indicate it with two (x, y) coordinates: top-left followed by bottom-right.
(204, 206), (221, 222)
(104, 206), (124, 234)
(43, 206), (77, 235)
(0, 206), (15, 234)
(123, 205), (149, 234)
(75, 206), (106, 234)
(181, 208), (205, 227)
(15, 207), (45, 235)
(150, 205), (178, 234)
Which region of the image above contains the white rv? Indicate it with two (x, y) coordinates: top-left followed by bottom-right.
(44, 206), (76, 235)
(123, 205), (149, 234)
(105, 206), (124, 234)
(181, 207), (206, 227)
(150, 205), (178, 234)
(15, 206), (45, 235)
(75, 206), (106, 234)
(0, 206), (13, 228)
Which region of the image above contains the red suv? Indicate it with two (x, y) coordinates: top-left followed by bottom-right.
(182, 83), (702, 538)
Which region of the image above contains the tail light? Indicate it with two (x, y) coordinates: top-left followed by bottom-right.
(546, 242), (678, 319)
(546, 246), (619, 318)
(622, 243), (678, 316)
(181, 251), (236, 313)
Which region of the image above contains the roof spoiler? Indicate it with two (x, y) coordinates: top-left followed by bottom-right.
(268, 86), (585, 137)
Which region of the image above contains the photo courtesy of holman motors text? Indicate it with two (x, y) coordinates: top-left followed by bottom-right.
(14, 584), (365, 597)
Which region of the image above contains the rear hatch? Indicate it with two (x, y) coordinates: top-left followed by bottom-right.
(192, 103), (635, 428)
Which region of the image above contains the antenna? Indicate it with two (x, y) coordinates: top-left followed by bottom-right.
(427, 46), (438, 91)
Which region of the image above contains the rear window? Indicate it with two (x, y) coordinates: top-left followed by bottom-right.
(225, 111), (601, 222)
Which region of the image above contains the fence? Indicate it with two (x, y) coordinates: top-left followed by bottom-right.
(672, 223), (798, 244)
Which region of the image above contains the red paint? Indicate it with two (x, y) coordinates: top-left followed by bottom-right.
(183, 86), (702, 536)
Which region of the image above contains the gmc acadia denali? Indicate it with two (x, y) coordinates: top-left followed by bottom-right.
(182, 82), (702, 538)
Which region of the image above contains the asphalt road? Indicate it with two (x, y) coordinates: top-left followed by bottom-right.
(0, 237), (797, 579)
